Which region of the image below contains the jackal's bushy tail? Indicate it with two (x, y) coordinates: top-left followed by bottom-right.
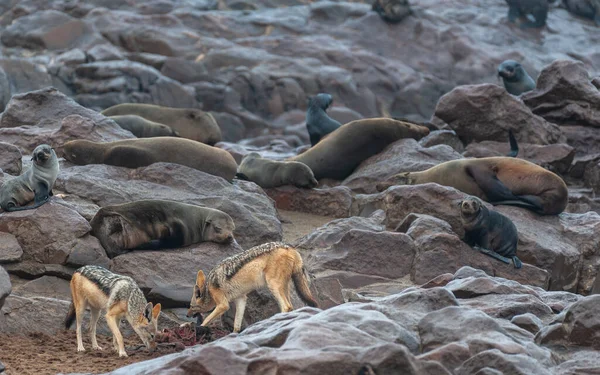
(292, 266), (318, 308)
(64, 301), (76, 329)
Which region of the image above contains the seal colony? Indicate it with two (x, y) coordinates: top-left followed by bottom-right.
(0, 144), (59, 212)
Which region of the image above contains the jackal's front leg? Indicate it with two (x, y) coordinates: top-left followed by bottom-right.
(106, 313), (127, 357)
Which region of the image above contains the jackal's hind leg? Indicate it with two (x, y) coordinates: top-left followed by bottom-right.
(267, 277), (293, 313)
(233, 296), (247, 333)
(75, 300), (87, 352)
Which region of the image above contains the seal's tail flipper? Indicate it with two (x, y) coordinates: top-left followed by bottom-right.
(474, 246), (512, 265)
(235, 173), (249, 181)
(507, 130), (519, 157)
(512, 256), (523, 269)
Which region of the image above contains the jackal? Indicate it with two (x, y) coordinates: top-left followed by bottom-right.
(187, 242), (318, 332)
(64, 265), (161, 357)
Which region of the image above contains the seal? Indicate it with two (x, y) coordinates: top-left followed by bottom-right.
(372, 0), (412, 23)
(290, 118), (430, 180)
(109, 115), (179, 138)
(376, 157), (568, 215)
(505, 0), (549, 28)
(498, 60), (536, 96)
(236, 152), (318, 188)
(305, 93), (341, 146)
(460, 197), (522, 269)
(90, 199), (236, 258)
(508, 130), (519, 157)
(101, 104), (222, 145)
(562, 0), (600, 24)
(0, 144), (59, 212)
(62, 137), (238, 181)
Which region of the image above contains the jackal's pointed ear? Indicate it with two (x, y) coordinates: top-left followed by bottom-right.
(144, 302), (154, 322)
(152, 303), (162, 320)
(196, 270), (206, 288)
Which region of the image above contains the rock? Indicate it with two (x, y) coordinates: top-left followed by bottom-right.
(460, 294), (554, 321)
(0, 232), (23, 263)
(210, 112), (246, 142)
(160, 57), (208, 83)
(562, 125), (600, 156)
(0, 87), (133, 153)
(12, 275), (71, 300)
(86, 43), (125, 62)
(264, 186), (353, 218)
(445, 276), (541, 299)
(456, 349), (552, 375)
(2, 262), (74, 281)
(417, 343), (472, 375)
(463, 142), (575, 175)
(55, 49), (87, 65)
(0, 201), (110, 267)
(0, 266), (11, 309)
(536, 295), (600, 349)
(434, 84), (565, 145)
(56, 163), (282, 249)
(0, 58), (53, 111)
(522, 60), (600, 128)
(419, 130), (465, 153)
(342, 139), (462, 194)
(511, 313), (544, 334)
(0, 10), (103, 50)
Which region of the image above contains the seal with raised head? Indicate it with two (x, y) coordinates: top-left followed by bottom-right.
(460, 197), (522, 269)
(377, 157), (568, 215)
(109, 115), (179, 138)
(562, 0), (600, 24)
(62, 137), (238, 181)
(290, 118), (430, 180)
(305, 93), (342, 146)
(90, 200), (236, 258)
(498, 60), (536, 96)
(236, 152), (318, 188)
(101, 103), (222, 145)
(0, 144), (59, 212)
(505, 0), (549, 28)
(372, 0), (412, 23)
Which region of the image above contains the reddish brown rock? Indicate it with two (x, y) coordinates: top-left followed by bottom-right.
(264, 186), (353, 218)
(0, 232), (23, 264)
(0, 142), (22, 176)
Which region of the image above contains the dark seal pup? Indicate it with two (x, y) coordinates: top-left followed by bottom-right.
(101, 104), (222, 145)
(498, 60), (536, 96)
(460, 197), (522, 269)
(562, 0), (600, 24)
(505, 0), (549, 28)
(0, 144), (59, 212)
(62, 137), (238, 181)
(305, 93), (342, 146)
(290, 118), (430, 180)
(90, 200), (236, 258)
(109, 115), (179, 138)
(236, 152), (318, 188)
(372, 0), (412, 23)
(377, 157), (568, 215)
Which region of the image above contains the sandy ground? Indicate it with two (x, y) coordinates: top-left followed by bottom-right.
(278, 209), (335, 243)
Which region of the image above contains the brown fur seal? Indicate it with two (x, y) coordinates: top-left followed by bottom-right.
(505, 0), (549, 28)
(0, 144), (59, 211)
(377, 157), (568, 215)
(90, 200), (235, 258)
(562, 0), (600, 24)
(236, 152), (318, 188)
(109, 115), (179, 138)
(101, 104), (222, 145)
(460, 197), (522, 269)
(498, 60), (536, 96)
(62, 137), (238, 181)
(290, 118), (430, 180)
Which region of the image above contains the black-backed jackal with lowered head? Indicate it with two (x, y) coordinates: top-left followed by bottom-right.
(187, 242), (318, 333)
(64, 265), (161, 357)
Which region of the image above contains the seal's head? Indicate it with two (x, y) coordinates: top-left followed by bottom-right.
(203, 210), (236, 244)
(62, 140), (101, 165)
(294, 162), (318, 188)
(460, 197), (482, 219)
(31, 144), (55, 165)
(309, 93), (334, 111)
(376, 172), (412, 192)
(497, 60), (525, 82)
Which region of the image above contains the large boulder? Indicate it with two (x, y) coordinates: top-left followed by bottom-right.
(0, 266), (10, 309)
(0, 232), (23, 264)
(264, 186), (353, 218)
(434, 84), (565, 145)
(55, 163), (282, 249)
(522, 60), (600, 128)
(0, 142), (22, 176)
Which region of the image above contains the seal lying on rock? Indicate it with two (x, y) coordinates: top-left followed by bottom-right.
(0, 144), (59, 212)
(236, 152), (318, 189)
(101, 103), (222, 145)
(562, 0), (600, 24)
(109, 115), (179, 138)
(290, 118), (430, 180)
(460, 196), (522, 269)
(305, 93), (341, 146)
(372, 0), (412, 23)
(505, 0), (549, 28)
(90, 200), (236, 258)
(498, 60), (536, 96)
(377, 157), (568, 215)
(62, 137), (238, 181)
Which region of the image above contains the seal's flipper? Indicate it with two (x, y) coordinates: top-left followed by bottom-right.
(235, 172), (250, 181)
(474, 246), (512, 265)
(6, 182), (50, 211)
(507, 130), (519, 157)
(512, 256), (523, 269)
(104, 146), (155, 168)
(466, 164), (520, 202)
(491, 194), (544, 213)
